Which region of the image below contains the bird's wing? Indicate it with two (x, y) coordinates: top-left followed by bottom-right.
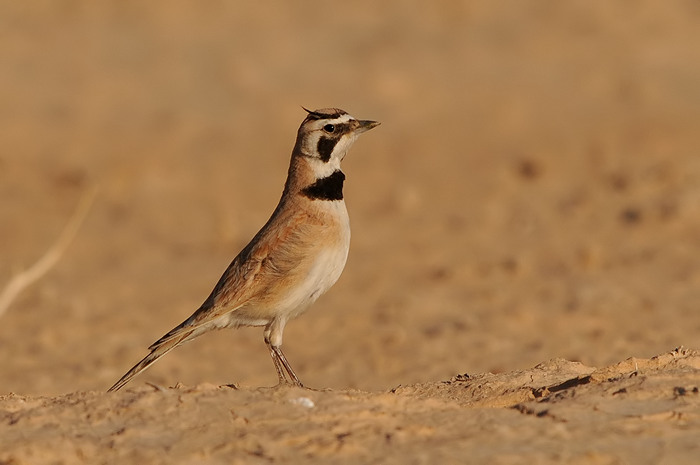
(107, 208), (321, 392)
(150, 207), (320, 350)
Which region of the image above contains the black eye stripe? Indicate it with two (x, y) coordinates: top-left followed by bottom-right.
(317, 136), (338, 163)
(319, 122), (352, 134)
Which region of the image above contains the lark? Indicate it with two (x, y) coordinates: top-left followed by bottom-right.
(108, 107), (379, 391)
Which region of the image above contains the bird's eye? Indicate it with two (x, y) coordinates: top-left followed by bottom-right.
(323, 124), (335, 133)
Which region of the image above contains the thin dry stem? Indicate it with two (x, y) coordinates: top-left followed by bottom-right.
(0, 188), (97, 317)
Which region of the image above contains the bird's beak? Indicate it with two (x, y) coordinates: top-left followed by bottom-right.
(356, 120), (381, 134)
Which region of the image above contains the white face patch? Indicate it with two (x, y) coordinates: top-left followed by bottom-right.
(298, 114), (359, 163)
(295, 109), (377, 181)
(305, 134), (359, 179)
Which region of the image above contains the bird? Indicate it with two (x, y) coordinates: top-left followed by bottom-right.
(108, 107), (380, 392)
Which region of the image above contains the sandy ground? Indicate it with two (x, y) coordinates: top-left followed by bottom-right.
(1, 1), (700, 463)
(2, 348), (699, 464)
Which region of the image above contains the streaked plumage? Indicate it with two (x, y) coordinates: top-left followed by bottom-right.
(108, 108), (379, 391)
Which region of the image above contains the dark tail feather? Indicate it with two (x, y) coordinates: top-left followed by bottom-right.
(107, 330), (194, 392)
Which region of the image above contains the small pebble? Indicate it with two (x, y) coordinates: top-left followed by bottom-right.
(290, 397), (315, 408)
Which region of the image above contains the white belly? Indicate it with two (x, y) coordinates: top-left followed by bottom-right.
(221, 200), (351, 330)
(281, 203), (350, 320)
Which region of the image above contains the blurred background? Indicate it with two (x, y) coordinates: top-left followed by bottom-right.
(1, 1), (700, 396)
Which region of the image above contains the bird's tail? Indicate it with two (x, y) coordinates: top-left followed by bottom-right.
(107, 328), (194, 392)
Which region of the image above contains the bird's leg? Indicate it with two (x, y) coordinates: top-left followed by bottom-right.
(265, 338), (288, 385)
(264, 319), (303, 387)
(273, 345), (303, 387)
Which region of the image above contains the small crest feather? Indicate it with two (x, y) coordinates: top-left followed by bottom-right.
(301, 106), (347, 120)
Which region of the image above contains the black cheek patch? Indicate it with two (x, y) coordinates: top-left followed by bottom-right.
(317, 136), (338, 163)
(301, 170), (345, 201)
